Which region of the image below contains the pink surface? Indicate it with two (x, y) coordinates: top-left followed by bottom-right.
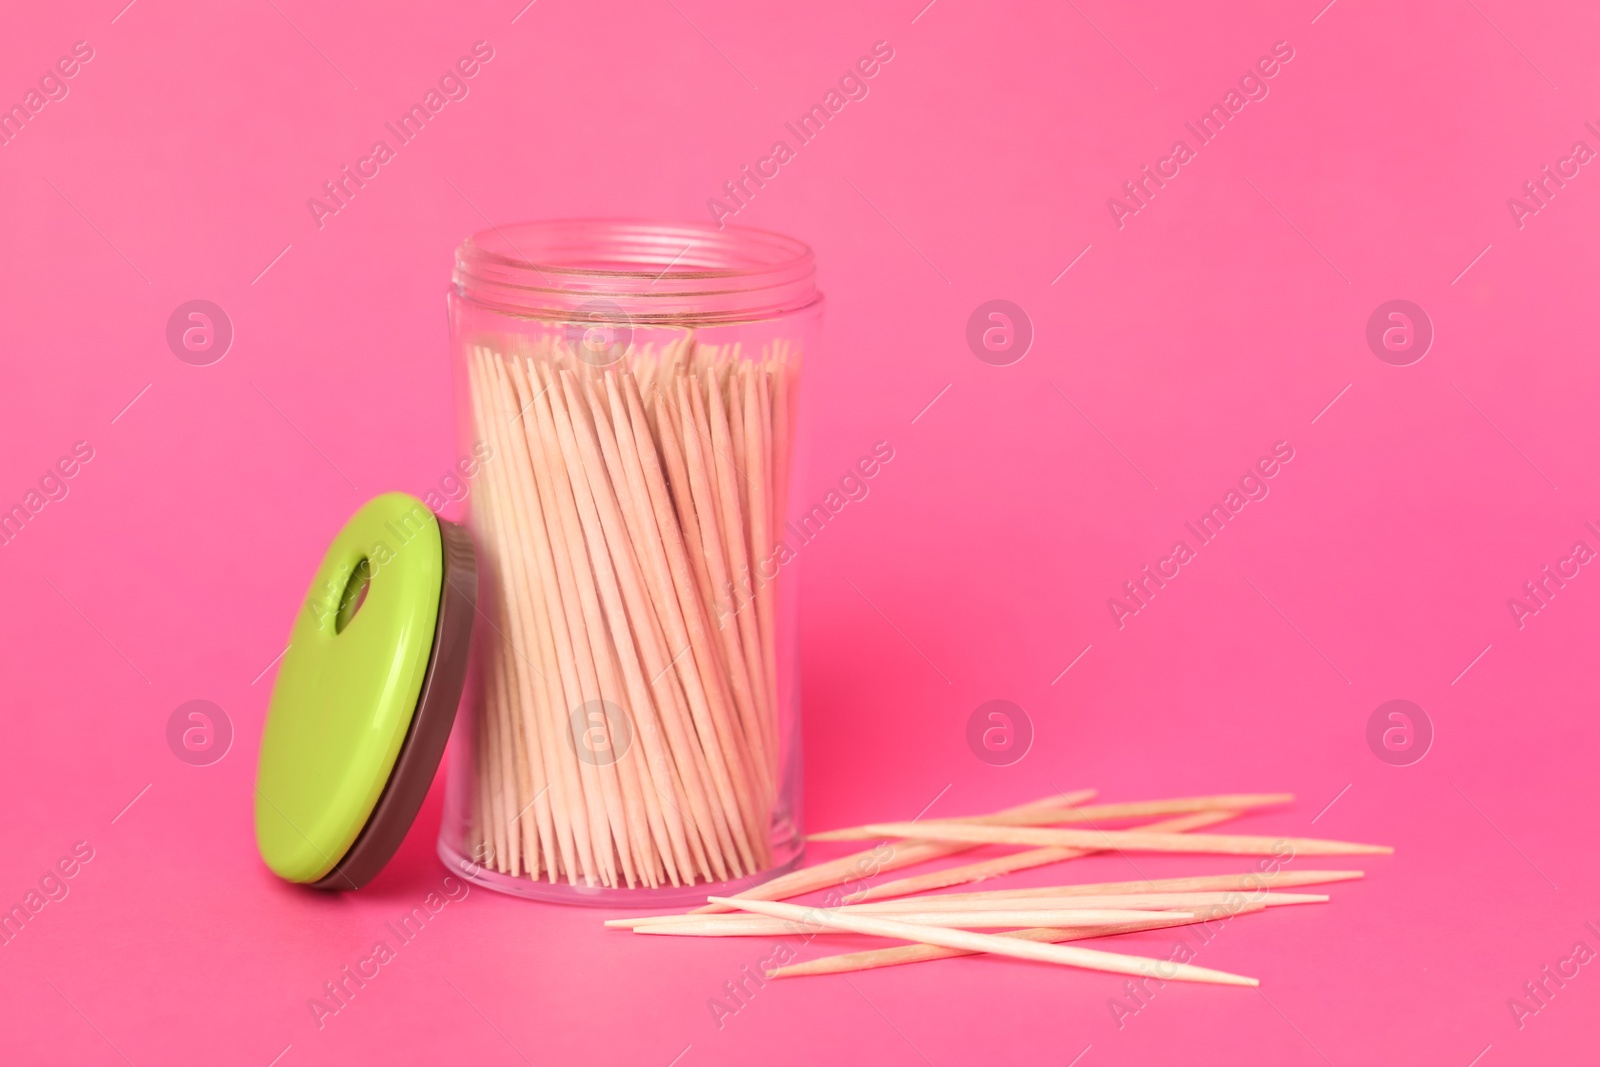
(2, 1), (1597, 1063)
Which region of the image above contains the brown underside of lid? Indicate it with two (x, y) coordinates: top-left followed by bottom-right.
(311, 516), (477, 891)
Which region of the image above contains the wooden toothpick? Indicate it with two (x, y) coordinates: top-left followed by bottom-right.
(809, 792), (1295, 842)
(769, 905), (1270, 978)
(706, 897), (1260, 986)
(859, 823), (1394, 856)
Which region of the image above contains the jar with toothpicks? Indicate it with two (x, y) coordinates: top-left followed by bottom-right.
(438, 219), (819, 903)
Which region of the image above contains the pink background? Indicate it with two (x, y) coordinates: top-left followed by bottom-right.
(3, 0), (1598, 1063)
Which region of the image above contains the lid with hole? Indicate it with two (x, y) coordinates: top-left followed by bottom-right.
(254, 492), (476, 889)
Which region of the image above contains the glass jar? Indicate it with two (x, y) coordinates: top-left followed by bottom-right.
(438, 220), (818, 904)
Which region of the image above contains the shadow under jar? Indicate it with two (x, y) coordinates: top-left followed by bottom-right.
(438, 219), (819, 904)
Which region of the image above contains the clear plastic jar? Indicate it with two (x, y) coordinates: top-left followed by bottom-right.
(438, 220), (818, 904)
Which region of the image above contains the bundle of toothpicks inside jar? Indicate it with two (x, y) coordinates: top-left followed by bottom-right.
(606, 790), (1394, 986)
(465, 332), (796, 890)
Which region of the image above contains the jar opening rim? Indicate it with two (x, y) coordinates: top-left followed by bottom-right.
(453, 219), (819, 324)
(459, 218), (813, 279)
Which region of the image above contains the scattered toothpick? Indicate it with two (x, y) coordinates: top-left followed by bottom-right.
(860, 823), (1393, 856)
(809, 792), (1295, 842)
(706, 897), (1260, 986)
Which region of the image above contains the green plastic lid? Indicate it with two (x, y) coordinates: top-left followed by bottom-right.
(254, 492), (476, 889)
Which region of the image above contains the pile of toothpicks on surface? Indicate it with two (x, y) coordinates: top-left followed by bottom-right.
(605, 790), (1393, 986)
